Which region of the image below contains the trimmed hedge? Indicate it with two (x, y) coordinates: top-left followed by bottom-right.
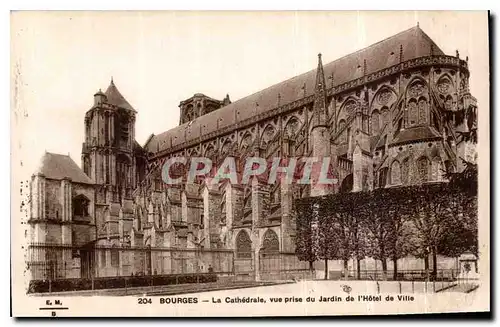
(28, 272), (218, 293)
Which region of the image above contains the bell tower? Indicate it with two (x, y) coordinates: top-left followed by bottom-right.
(82, 79), (137, 201)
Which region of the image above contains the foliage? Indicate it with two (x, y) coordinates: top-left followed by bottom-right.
(294, 164), (478, 278)
(28, 272), (218, 293)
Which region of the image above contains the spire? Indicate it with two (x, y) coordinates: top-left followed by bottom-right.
(313, 53), (328, 127)
(104, 78), (136, 112)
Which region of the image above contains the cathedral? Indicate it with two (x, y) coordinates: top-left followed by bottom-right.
(28, 26), (477, 280)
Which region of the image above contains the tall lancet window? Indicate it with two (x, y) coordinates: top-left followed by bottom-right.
(371, 110), (380, 135)
(408, 99), (418, 126)
(381, 106), (390, 127)
(417, 157), (430, 183)
(338, 119), (346, 143)
(390, 161), (401, 185)
(401, 158), (410, 185)
(418, 97), (428, 124)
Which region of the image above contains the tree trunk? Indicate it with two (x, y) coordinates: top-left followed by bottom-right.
(393, 256), (398, 281)
(309, 261), (314, 271)
(324, 259), (328, 280)
(424, 255), (430, 281)
(356, 257), (361, 280)
(381, 258), (388, 280)
(343, 259), (349, 281)
(432, 247), (438, 281)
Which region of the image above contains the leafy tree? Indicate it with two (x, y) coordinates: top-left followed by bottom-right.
(294, 200), (317, 270)
(380, 188), (417, 280)
(317, 199), (342, 279)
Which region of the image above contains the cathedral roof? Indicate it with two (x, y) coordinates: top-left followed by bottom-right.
(391, 126), (441, 146)
(145, 26), (444, 154)
(35, 152), (94, 184)
(104, 79), (136, 112)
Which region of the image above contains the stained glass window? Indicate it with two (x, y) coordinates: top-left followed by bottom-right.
(417, 157), (429, 183)
(401, 158), (410, 184)
(261, 230), (279, 254)
(236, 230), (252, 259)
(390, 161), (401, 185)
(371, 110), (380, 134)
(408, 99), (418, 126)
(418, 97), (428, 124)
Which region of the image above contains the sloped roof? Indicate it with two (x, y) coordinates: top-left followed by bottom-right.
(35, 152), (93, 184)
(104, 79), (136, 112)
(391, 126), (441, 146)
(145, 26), (444, 154)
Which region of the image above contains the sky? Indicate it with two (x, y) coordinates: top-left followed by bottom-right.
(10, 11), (489, 181)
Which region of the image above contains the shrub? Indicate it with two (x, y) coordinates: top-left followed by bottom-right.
(28, 272), (218, 293)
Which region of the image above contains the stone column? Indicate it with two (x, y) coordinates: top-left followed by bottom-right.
(251, 178), (262, 281)
(60, 178), (72, 244)
(280, 182), (294, 252)
(181, 191), (188, 223)
(352, 143), (363, 192)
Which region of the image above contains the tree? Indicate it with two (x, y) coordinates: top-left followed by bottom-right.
(380, 188), (417, 280)
(362, 193), (392, 280)
(317, 201), (342, 280)
(294, 200), (317, 270)
(408, 184), (454, 280)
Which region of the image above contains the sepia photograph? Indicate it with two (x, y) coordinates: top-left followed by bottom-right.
(10, 10), (490, 317)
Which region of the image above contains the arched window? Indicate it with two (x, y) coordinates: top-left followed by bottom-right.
(236, 230), (252, 259)
(73, 194), (90, 217)
(444, 95), (453, 110)
(418, 97), (428, 124)
(339, 174), (353, 193)
(408, 99), (418, 126)
(371, 110), (380, 134)
(261, 124), (276, 148)
(116, 154), (131, 188)
(416, 157), (430, 183)
(390, 161), (401, 185)
(338, 119), (346, 143)
(378, 167), (388, 188)
(285, 117), (300, 138)
(111, 246), (120, 267)
(401, 158), (410, 185)
(381, 106), (390, 127)
(261, 229), (279, 255)
(431, 156), (442, 181)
